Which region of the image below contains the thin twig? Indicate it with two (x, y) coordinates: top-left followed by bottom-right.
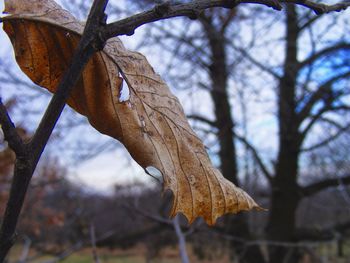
(90, 223), (101, 263)
(172, 215), (190, 263)
(301, 123), (350, 152)
(0, 99), (26, 157)
(234, 132), (274, 182)
(18, 236), (31, 263)
(187, 114), (217, 127)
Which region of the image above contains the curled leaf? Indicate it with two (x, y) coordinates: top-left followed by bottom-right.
(2, 0), (263, 225)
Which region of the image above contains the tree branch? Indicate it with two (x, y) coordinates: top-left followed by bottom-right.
(299, 13), (324, 32)
(172, 215), (190, 263)
(298, 42), (350, 70)
(143, 22), (210, 69)
(29, 0), (109, 164)
(299, 107), (330, 141)
(293, 0), (350, 15)
(231, 45), (282, 79)
(297, 70), (350, 125)
(102, 0), (350, 39)
(187, 114), (217, 127)
(89, 223), (101, 263)
(300, 103), (350, 143)
(301, 122), (350, 152)
(187, 115), (273, 182)
(0, 0), (109, 260)
(301, 175), (350, 197)
(234, 133), (274, 182)
(0, 100), (26, 157)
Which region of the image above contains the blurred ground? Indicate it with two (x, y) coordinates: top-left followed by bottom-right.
(7, 242), (350, 263)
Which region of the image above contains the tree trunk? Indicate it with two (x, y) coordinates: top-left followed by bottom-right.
(200, 15), (266, 263)
(267, 144), (300, 263)
(267, 4), (302, 263)
(208, 29), (238, 186)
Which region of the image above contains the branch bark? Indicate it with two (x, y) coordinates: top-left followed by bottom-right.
(297, 70), (350, 126)
(29, 0), (109, 164)
(101, 0), (350, 39)
(0, 0), (109, 260)
(301, 175), (350, 197)
(0, 100), (26, 157)
(295, 0), (350, 14)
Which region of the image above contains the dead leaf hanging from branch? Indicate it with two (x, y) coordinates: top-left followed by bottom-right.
(2, 0), (262, 225)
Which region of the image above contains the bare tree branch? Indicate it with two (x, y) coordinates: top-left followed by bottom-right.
(0, 100), (26, 157)
(126, 203), (195, 263)
(234, 132), (274, 182)
(187, 115), (274, 182)
(40, 229), (110, 263)
(295, 220), (350, 240)
(317, 116), (346, 129)
(300, 101), (350, 142)
(173, 215), (190, 263)
(231, 45), (282, 79)
(298, 42), (350, 70)
(293, 0), (350, 14)
(102, 0), (350, 39)
(187, 114), (217, 127)
(297, 70), (350, 125)
(301, 122), (350, 152)
(29, 0), (109, 163)
(90, 223), (101, 263)
(220, 8), (237, 33)
(127, 204), (172, 225)
(0, 0), (109, 260)
(299, 12), (324, 32)
(143, 22), (210, 69)
(18, 236), (31, 263)
(301, 175), (350, 197)
(211, 228), (339, 247)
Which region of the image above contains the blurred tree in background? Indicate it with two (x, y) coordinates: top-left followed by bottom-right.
(120, 1), (350, 262)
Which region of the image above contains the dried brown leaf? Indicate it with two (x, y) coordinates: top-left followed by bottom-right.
(2, 0), (263, 225)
